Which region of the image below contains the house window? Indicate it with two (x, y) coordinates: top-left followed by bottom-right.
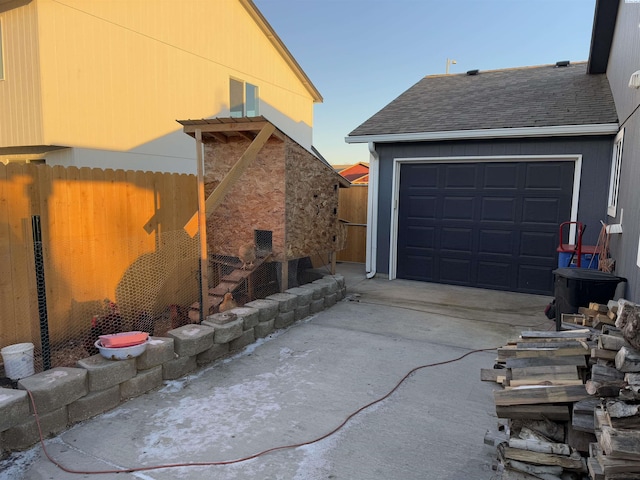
(607, 129), (624, 217)
(230, 78), (259, 117)
(0, 21), (4, 80)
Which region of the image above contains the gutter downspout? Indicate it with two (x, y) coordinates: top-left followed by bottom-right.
(366, 142), (379, 279)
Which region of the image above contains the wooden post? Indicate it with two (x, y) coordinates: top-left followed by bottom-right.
(330, 251), (337, 274)
(196, 129), (208, 322)
(281, 261), (288, 293)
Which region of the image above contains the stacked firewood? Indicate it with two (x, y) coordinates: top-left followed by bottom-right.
(483, 300), (640, 480)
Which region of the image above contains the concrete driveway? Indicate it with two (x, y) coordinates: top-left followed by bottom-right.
(0, 263), (553, 480)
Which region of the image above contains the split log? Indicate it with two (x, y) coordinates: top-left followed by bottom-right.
(585, 379), (626, 397)
(511, 419), (565, 443)
(510, 365), (578, 381)
(572, 398), (600, 433)
(615, 346), (640, 373)
(586, 456), (605, 480)
(520, 329), (592, 338)
(498, 445), (586, 471)
(625, 373), (640, 385)
(592, 442), (640, 475)
(503, 459), (563, 478)
(508, 438), (571, 456)
(495, 405), (570, 421)
(498, 345), (589, 360)
(600, 425), (640, 461)
(494, 385), (589, 406)
(599, 334), (631, 351)
(592, 364), (626, 382)
(505, 356), (587, 368)
(616, 303), (640, 350)
(618, 385), (640, 402)
(592, 347), (619, 362)
(606, 400), (640, 428)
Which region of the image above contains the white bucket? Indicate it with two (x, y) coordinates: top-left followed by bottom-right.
(1, 343), (35, 380)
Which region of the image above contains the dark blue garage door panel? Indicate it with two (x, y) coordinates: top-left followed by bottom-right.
(397, 161), (574, 294)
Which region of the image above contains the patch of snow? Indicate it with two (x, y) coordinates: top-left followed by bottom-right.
(0, 445), (39, 480)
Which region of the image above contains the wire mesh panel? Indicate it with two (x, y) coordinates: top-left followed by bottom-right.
(27, 229), (201, 371)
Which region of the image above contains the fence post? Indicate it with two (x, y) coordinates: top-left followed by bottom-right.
(31, 215), (51, 371)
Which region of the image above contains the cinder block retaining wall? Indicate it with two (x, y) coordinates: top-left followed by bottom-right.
(0, 275), (346, 454)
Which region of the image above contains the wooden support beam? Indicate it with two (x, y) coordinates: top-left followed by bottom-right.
(184, 123), (276, 236)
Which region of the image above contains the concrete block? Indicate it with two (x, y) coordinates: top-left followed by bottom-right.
(265, 292), (298, 313)
(1, 406), (68, 451)
(300, 283), (325, 300)
(310, 298), (325, 314)
(196, 343), (229, 365)
(167, 324), (215, 357)
(68, 386), (120, 424)
(295, 304), (310, 321)
(337, 286), (347, 301)
(230, 307), (260, 330)
(324, 274), (345, 289)
(254, 319), (275, 339)
(324, 292), (338, 308)
(275, 311), (295, 329)
(162, 356), (197, 380)
(205, 312), (237, 325)
(211, 318), (243, 344)
(18, 367), (88, 414)
(229, 329), (255, 352)
(0, 388), (30, 433)
(243, 299), (279, 322)
(136, 337), (176, 370)
(285, 287), (313, 306)
(120, 366), (162, 400)
(76, 355), (136, 392)
(313, 277), (338, 294)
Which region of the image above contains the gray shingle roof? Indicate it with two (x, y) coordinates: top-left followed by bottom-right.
(349, 62), (617, 137)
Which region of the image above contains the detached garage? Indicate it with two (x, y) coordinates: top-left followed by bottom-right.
(347, 62), (619, 295)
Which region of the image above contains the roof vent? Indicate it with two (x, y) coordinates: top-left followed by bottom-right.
(466, 69), (479, 76)
(555, 60), (570, 67)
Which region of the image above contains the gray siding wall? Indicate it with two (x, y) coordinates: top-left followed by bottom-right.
(606, 1), (640, 302)
(374, 136), (614, 280)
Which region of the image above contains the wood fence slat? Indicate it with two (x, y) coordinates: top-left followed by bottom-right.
(0, 164), (18, 345)
(337, 185), (367, 263)
(7, 163), (34, 345)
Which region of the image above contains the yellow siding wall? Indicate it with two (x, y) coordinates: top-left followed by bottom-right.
(33, 0), (314, 151)
(0, 2), (44, 148)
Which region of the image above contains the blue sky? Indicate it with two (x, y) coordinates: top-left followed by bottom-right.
(253, 0), (597, 166)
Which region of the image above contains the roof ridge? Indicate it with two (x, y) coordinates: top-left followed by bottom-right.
(424, 61), (589, 79)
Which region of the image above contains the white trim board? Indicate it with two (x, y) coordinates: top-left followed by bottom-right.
(387, 154), (583, 280)
(346, 124), (619, 144)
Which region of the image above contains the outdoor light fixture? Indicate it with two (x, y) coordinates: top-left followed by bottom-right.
(629, 70), (640, 89)
(446, 58), (457, 74)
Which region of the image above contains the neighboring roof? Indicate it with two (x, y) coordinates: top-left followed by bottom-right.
(350, 174), (369, 185)
(347, 62), (618, 142)
(337, 162), (369, 183)
(587, 0), (620, 74)
(240, 0), (322, 103)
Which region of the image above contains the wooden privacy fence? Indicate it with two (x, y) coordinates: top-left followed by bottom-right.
(337, 184), (367, 264)
(0, 163), (198, 365)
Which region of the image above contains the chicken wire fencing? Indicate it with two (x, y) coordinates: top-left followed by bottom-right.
(1, 226), (292, 378)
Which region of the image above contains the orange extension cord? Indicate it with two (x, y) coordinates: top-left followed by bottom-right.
(25, 346), (499, 475)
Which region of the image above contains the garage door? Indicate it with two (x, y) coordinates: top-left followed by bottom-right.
(396, 161), (575, 295)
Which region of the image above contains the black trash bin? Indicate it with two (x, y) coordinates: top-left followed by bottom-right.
(553, 268), (625, 330)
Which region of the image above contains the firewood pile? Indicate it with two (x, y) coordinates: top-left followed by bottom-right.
(483, 300), (640, 480)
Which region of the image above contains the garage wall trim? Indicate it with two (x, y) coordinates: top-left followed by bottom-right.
(387, 154), (583, 280)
